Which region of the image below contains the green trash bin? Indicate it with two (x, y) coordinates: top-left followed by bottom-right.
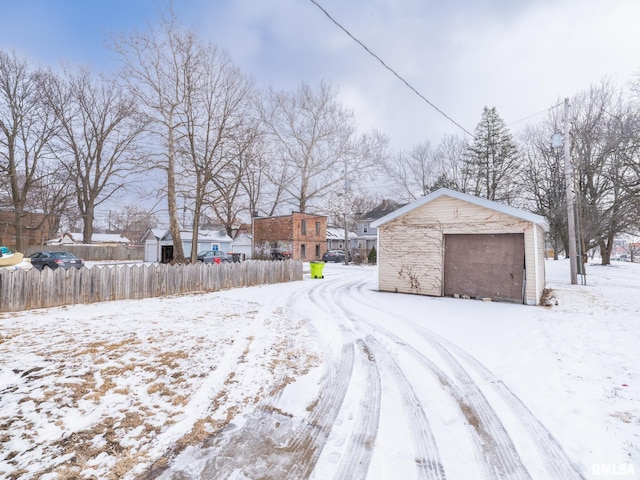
(309, 261), (325, 279)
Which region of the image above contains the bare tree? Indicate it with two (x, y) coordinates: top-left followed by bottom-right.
(112, 9), (192, 262)
(107, 205), (159, 244)
(238, 124), (278, 218)
(383, 134), (469, 201)
(571, 79), (640, 264)
(47, 66), (145, 244)
(176, 44), (254, 261)
(259, 81), (381, 214)
(433, 134), (471, 192)
(0, 50), (62, 251)
(203, 124), (264, 238)
(519, 121), (567, 259)
(384, 142), (438, 202)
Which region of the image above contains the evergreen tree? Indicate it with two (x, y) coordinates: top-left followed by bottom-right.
(465, 107), (520, 203)
(367, 245), (377, 264)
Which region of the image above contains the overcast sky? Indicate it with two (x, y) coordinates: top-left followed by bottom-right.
(2, 0), (640, 151)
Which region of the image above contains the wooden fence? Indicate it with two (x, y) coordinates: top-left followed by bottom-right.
(0, 260), (303, 313)
(22, 244), (144, 262)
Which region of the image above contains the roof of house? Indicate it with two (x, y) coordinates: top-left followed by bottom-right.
(169, 229), (233, 243)
(361, 199), (405, 221)
(46, 232), (132, 244)
(231, 233), (252, 246)
(371, 188), (549, 231)
(327, 226), (357, 240)
(144, 229), (166, 241)
(142, 229), (233, 243)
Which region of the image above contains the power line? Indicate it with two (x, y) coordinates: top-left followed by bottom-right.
(308, 0), (475, 138)
(508, 101), (564, 127)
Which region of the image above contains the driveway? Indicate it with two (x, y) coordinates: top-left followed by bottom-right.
(147, 263), (586, 480)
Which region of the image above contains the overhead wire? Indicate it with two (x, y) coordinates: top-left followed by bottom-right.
(308, 0), (475, 138)
(508, 101), (564, 127)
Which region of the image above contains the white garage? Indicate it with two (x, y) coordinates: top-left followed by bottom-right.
(371, 188), (549, 305)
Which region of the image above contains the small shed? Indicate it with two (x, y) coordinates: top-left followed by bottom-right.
(371, 188), (549, 305)
(230, 233), (252, 259)
(142, 229), (233, 263)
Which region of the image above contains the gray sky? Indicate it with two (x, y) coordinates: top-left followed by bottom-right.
(2, 0), (639, 151)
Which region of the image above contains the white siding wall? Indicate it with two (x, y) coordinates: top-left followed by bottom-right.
(378, 196), (546, 304)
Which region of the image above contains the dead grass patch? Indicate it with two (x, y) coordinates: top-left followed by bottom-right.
(6, 468), (28, 480)
(147, 382), (173, 397)
(158, 350), (189, 370)
(74, 338), (141, 357)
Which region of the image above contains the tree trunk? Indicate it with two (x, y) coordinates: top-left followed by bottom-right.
(599, 239), (611, 265)
(167, 121), (185, 263)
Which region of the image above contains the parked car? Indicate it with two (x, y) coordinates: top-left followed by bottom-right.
(322, 249), (346, 263)
(197, 250), (235, 264)
(28, 251), (85, 270)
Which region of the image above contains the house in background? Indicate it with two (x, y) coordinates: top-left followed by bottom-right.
(371, 188), (549, 305)
(0, 207), (58, 247)
(354, 199), (405, 254)
(326, 226), (357, 251)
(142, 229), (233, 263)
(45, 232), (131, 245)
(253, 212), (327, 261)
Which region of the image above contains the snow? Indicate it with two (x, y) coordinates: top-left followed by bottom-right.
(1, 259), (638, 479)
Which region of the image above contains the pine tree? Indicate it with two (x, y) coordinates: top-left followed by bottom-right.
(465, 107), (520, 203)
(367, 245), (377, 264)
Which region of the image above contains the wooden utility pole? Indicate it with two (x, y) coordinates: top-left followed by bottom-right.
(563, 98), (578, 284)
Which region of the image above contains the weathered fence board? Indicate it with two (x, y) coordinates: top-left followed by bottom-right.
(0, 260), (303, 313)
(22, 244), (144, 262)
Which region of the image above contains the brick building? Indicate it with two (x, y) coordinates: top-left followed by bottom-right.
(0, 208), (58, 248)
(253, 212), (327, 261)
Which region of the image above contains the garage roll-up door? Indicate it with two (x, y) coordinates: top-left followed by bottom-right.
(444, 233), (525, 303)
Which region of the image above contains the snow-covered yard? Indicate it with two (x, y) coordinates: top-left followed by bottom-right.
(1, 259), (638, 479)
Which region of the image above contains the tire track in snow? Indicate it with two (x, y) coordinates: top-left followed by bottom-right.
(312, 277), (447, 479)
(282, 342), (355, 480)
(350, 277), (585, 479)
(363, 335), (446, 480)
(424, 333), (587, 480)
(332, 339), (382, 480)
(338, 278), (532, 480)
(298, 277), (385, 479)
(188, 343), (355, 480)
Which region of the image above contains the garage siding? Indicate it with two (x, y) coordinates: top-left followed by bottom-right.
(378, 223), (443, 296)
(530, 223), (547, 304)
(377, 196), (541, 303)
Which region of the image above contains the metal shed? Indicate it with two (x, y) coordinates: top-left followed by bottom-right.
(370, 188), (549, 305)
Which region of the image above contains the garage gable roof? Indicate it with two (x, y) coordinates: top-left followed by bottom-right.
(370, 188), (549, 231)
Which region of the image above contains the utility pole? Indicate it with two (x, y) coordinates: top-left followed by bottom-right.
(343, 158), (350, 264)
(563, 97), (578, 285)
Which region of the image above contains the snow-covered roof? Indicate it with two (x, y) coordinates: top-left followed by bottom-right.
(46, 232), (132, 244)
(145, 229), (167, 241)
(326, 226), (357, 240)
(371, 188), (549, 231)
(231, 233), (252, 246)
(174, 229), (233, 243)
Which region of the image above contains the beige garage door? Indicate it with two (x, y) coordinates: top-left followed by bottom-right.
(444, 233), (525, 303)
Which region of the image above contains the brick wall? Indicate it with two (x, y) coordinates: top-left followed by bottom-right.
(254, 213), (327, 261)
(0, 210), (58, 248)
